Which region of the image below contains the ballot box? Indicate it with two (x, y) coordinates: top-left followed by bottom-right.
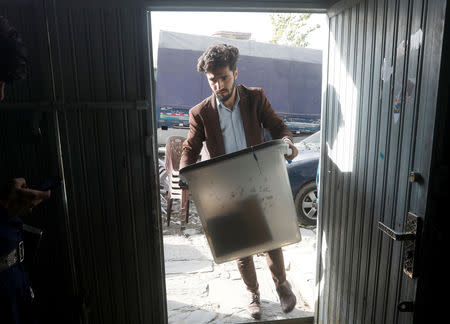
(180, 140), (301, 264)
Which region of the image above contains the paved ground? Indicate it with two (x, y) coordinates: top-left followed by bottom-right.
(162, 204), (317, 324)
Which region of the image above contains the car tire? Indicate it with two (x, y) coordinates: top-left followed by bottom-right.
(294, 181), (318, 227)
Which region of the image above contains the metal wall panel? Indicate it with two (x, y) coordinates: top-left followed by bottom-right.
(57, 108), (158, 323)
(317, 0), (446, 323)
(3, 0), (447, 323)
(48, 5), (166, 324)
(1, 2), (166, 323)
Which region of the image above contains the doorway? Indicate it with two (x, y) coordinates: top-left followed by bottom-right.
(149, 10), (326, 323)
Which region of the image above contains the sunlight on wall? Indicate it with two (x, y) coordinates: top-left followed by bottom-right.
(325, 32), (358, 173)
(318, 231), (327, 299)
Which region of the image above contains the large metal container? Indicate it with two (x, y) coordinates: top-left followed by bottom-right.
(180, 140), (301, 264)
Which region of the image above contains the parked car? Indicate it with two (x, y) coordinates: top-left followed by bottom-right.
(287, 131), (320, 227)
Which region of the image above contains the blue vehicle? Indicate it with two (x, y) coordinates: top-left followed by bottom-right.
(155, 30), (322, 144)
(287, 131), (320, 227)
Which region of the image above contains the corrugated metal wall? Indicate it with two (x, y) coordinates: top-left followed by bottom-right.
(1, 1), (330, 323)
(317, 0), (446, 323)
(1, 1), (166, 323)
(3, 0), (446, 323)
(44, 4), (167, 323)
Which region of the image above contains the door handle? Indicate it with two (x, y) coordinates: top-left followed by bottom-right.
(378, 212), (422, 278)
(378, 222), (416, 241)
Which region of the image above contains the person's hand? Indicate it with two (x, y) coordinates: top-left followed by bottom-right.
(0, 178), (51, 217)
(283, 138), (298, 161)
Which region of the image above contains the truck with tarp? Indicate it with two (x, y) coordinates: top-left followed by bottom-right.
(155, 30), (322, 144)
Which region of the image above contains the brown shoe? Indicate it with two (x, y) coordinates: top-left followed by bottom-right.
(247, 292), (262, 319)
(276, 281), (296, 313)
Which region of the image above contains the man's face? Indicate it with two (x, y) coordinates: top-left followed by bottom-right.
(206, 66), (238, 102)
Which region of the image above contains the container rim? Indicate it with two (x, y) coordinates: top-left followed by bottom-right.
(180, 139), (285, 174)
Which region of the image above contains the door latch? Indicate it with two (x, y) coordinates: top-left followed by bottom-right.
(378, 212), (422, 278)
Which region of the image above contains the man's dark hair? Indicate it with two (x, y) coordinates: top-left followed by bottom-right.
(0, 16), (27, 83)
(197, 44), (239, 73)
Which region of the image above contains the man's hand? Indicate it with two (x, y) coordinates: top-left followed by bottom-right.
(283, 138), (298, 161)
(0, 178), (51, 218)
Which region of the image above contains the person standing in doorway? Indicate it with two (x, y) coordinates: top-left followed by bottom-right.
(0, 16), (51, 324)
(180, 43), (298, 319)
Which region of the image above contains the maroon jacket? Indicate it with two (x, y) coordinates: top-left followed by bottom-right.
(180, 85), (293, 168)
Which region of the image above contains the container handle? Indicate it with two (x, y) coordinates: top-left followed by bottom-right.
(281, 142), (293, 164)
(282, 142), (293, 157)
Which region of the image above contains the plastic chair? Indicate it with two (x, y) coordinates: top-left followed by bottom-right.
(165, 136), (190, 226)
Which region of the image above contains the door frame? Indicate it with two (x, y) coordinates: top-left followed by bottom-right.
(143, 2), (327, 324)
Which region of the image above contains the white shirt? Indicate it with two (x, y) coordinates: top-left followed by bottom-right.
(216, 91), (247, 154)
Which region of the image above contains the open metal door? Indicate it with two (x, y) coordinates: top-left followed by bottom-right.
(44, 4), (167, 323)
(1, 2), (167, 323)
(316, 0), (447, 323)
